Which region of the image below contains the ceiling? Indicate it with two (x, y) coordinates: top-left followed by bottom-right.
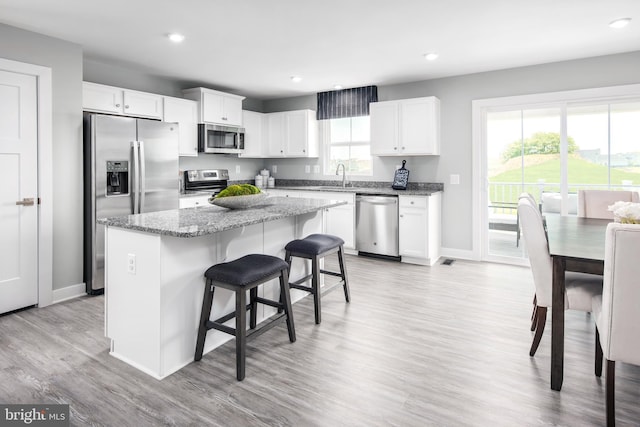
(1, 0), (639, 100)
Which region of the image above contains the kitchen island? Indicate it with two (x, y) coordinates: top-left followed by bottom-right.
(98, 196), (345, 379)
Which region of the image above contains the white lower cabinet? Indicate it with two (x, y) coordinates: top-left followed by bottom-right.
(179, 195), (210, 208)
(267, 190), (355, 250)
(398, 193), (441, 265)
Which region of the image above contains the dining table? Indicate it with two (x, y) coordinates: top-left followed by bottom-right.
(545, 214), (610, 391)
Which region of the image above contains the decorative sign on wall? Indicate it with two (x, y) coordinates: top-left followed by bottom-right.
(392, 160), (409, 190)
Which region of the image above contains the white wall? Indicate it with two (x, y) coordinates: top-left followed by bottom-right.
(263, 51), (640, 252)
(0, 23), (83, 290)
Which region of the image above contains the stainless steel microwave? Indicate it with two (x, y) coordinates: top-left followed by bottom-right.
(198, 124), (245, 153)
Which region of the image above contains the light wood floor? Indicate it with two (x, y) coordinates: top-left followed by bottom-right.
(1, 256), (639, 426)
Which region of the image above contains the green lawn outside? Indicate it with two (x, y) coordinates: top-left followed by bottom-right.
(488, 155), (640, 205)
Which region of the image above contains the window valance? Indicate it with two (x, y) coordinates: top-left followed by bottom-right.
(316, 85), (378, 120)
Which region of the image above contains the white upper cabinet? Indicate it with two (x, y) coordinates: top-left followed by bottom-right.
(83, 82), (163, 119)
(163, 97), (198, 157)
(370, 96), (440, 156)
(182, 87), (245, 126)
(240, 110), (267, 158)
(266, 110), (318, 158)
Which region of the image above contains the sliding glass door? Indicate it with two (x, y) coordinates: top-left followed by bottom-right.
(486, 107), (561, 259)
(483, 98), (640, 262)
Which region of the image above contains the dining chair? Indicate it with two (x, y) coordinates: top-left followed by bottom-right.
(517, 197), (603, 356)
(577, 190), (640, 220)
(592, 223), (640, 426)
(518, 193), (541, 328)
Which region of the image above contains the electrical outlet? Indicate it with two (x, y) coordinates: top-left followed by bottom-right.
(304, 165), (310, 173)
(127, 253), (136, 274)
(235, 165), (241, 174)
(450, 174), (460, 185)
(313, 165), (320, 174)
(272, 165), (278, 174)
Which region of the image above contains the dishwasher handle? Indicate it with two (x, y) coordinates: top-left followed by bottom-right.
(356, 196), (398, 206)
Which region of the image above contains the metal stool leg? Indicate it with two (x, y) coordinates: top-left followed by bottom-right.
(235, 289), (247, 381)
(279, 268), (296, 342)
(312, 255), (321, 324)
(337, 246), (350, 303)
(195, 279), (215, 361)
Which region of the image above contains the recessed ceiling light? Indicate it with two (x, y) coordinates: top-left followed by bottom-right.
(424, 53), (439, 61)
(333, 85), (343, 90)
(167, 33), (185, 43)
(609, 18), (631, 29)
(291, 76), (302, 83)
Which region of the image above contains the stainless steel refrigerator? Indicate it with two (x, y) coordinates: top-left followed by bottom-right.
(83, 114), (180, 293)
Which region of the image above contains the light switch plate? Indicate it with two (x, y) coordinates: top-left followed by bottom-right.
(450, 174), (460, 185)
(313, 165), (320, 174)
(304, 165), (310, 173)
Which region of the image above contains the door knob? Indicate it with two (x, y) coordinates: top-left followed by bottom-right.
(16, 198), (35, 206)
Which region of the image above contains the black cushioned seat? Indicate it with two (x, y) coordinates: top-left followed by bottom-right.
(283, 234), (350, 324)
(204, 254), (289, 286)
(285, 234), (345, 256)
(195, 254), (295, 381)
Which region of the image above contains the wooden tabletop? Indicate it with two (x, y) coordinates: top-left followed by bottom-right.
(545, 215), (609, 261)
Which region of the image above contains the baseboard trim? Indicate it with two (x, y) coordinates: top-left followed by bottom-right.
(51, 283), (86, 304)
(440, 247), (477, 261)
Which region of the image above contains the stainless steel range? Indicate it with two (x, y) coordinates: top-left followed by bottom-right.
(183, 169), (229, 196)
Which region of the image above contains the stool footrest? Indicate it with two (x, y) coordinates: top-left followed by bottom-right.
(206, 312), (287, 339)
(254, 296), (281, 309)
(290, 283), (313, 293)
(206, 320), (235, 335)
(213, 304), (251, 325)
(290, 274), (313, 286)
(320, 269), (341, 277)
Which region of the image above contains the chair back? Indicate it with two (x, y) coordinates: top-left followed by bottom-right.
(578, 190), (640, 219)
(598, 223), (640, 365)
(518, 197), (552, 306)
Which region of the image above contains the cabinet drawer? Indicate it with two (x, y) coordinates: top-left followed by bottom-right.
(399, 196), (427, 209)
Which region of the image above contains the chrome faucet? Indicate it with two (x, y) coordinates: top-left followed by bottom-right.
(336, 163), (348, 187)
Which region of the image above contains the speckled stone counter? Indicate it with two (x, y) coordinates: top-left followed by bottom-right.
(270, 185), (440, 196)
(98, 196), (345, 238)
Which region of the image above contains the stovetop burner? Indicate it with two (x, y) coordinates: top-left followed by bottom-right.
(183, 169), (229, 195)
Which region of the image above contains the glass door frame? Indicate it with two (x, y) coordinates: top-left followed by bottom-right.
(472, 84), (640, 264)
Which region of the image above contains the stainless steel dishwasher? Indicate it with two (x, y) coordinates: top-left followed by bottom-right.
(356, 195), (399, 257)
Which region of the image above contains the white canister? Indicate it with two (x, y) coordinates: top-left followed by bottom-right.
(268, 177), (275, 188)
(260, 169), (270, 178)
(254, 175), (263, 188)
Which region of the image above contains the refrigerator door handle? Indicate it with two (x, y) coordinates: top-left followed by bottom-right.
(138, 140), (146, 213)
(131, 140), (140, 214)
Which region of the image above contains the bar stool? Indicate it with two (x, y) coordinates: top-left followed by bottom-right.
(284, 234), (350, 324)
(194, 254), (296, 381)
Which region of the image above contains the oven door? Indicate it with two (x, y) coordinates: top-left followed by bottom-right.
(198, 124), (244, 153)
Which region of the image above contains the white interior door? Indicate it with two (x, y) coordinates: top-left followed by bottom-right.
(0, 69), (38, 314)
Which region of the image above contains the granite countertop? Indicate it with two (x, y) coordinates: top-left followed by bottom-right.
(238, 179), (443, 197)
(270, 185), (439, 196)
(98, 196), (345, 238)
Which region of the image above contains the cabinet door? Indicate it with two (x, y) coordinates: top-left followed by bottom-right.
(83, 82), (123, 114)
(123, 90), (163, 119)
(400, 97), (439, 155)
(267, 113), (286, 157)
(326, 203), (355, 249)
(399, 196), (428, 259)
(240, 110), (266, 158)
(285, 110), (309, 157)
(164, 97), (198, 156)
(370, 101), (399, 155)
(202, 92), (225, 124)
(223, 96), (243, 126)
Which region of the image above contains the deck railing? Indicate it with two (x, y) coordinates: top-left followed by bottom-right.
(488, 181), (639, 216)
